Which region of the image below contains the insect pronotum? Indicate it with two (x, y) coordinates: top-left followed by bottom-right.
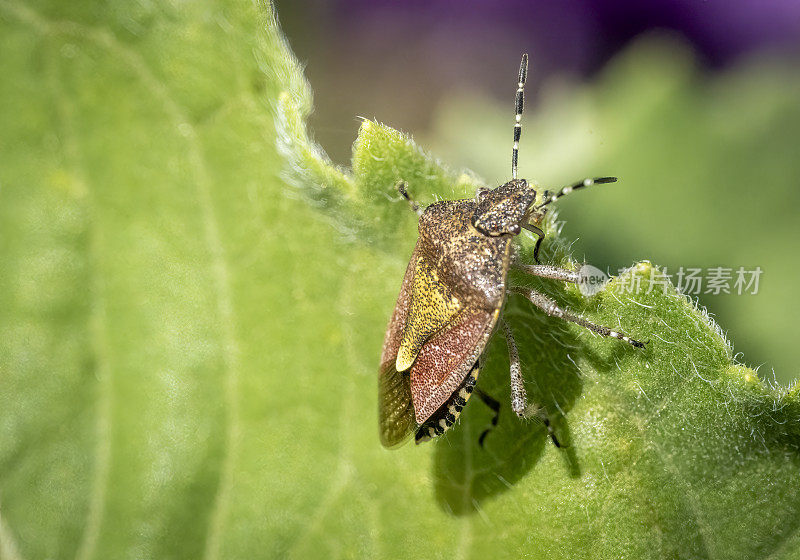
(379, 54), (645, 448)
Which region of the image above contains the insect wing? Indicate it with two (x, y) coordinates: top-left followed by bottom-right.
(379, 217), (506, 444)
(379, 245), (419, 448)
(379, 361), (416, 448)
(409, 307), (499, 424)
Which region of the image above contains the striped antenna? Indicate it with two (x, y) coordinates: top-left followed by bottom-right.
(542, 176), (618, 205)
(512, 54), (528, 180)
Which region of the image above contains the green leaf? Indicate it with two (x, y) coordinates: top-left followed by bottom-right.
(2, 2), (800, 560)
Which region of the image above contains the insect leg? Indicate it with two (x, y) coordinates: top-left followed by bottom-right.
(537, 412), (562, 448)
(541, 176), (617, 205)
(501, 320), (528, 417)
(396, 181), (422, 216)
(513, 263), (580, 284)
(511, 286), (646, 348)
(521, 223), (544, 263)
(475, 387), (500, 448)
(502, 320), (562, 447)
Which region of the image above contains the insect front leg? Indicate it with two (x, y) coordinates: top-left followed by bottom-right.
(510, 286), (646, 348)
(521, 224), (545, 264)
(395, 181), (423, 217)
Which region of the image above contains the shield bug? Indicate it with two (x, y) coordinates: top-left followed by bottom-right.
(378, 54), (645, 448)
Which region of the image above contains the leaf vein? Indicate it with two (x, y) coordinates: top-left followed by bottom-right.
(2, 6), (248, 556)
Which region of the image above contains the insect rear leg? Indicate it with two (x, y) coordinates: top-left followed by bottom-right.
(502, 320), (562, 447)
(533, 409), (562, 448)
(510, 286), (646, 348)
(475, 387), (500, 448)
(396, 181), (422, 216)
(501, 320), (528, 417)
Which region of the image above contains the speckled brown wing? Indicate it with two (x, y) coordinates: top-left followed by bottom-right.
(378, 245), (419, 448)
(378, 362), (416, 448)
(409, 307), (500, 424)
(380, 199), (512, 446)
(378, 243), (496, 444)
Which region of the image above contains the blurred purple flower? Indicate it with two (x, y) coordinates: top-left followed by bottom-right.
(277, 0), (800, 163)
(333, 0), (800, 72)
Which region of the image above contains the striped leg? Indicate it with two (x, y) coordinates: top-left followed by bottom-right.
(510, 286), (646, 348)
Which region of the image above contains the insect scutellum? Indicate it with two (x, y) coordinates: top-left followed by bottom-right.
(379, 53), (646, 450)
